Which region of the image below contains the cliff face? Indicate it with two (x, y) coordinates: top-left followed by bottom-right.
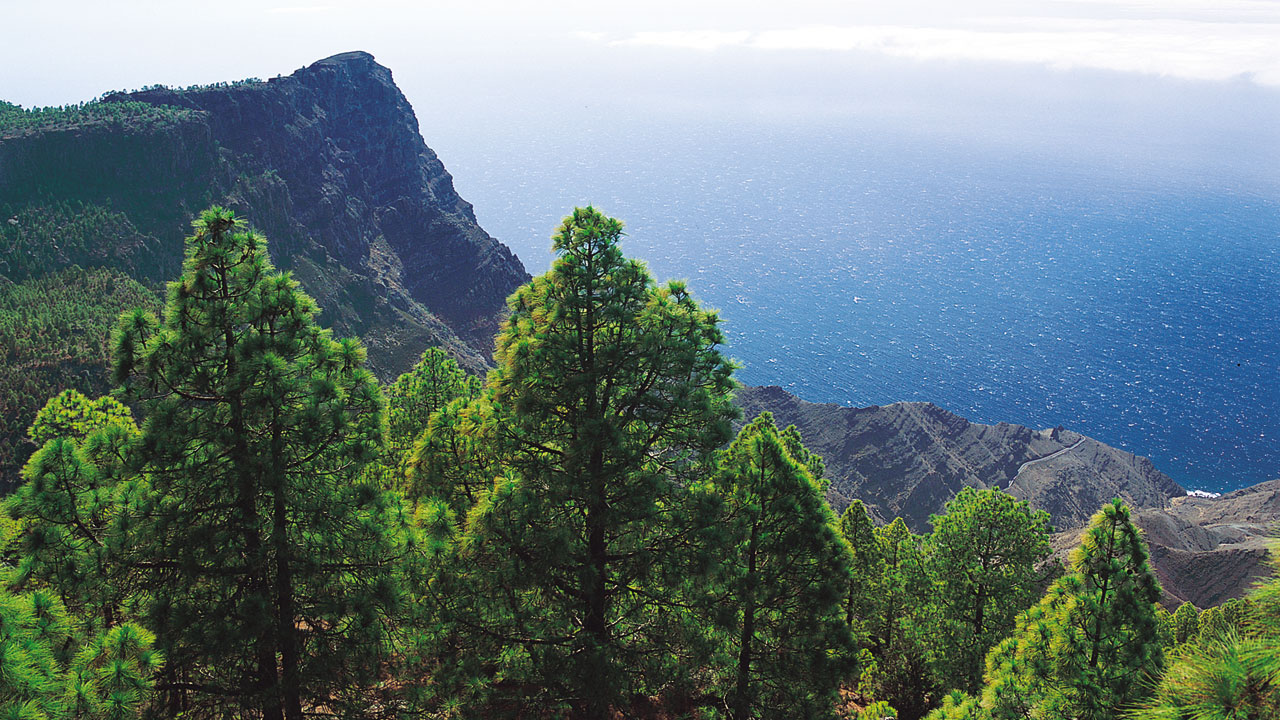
(735, 384), (1185, 531)
(1135, 480), (1280, 607)
(115, 51), (528, 352)
(738, 384), (1279, 606)
(1, 51), (528, 376)
(0, 52), (528, 482)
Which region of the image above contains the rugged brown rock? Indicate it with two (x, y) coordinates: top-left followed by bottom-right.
(1138, 480), (1279, 607)
(737, 384), (1276, 606)
(734, 384), (1184, 531)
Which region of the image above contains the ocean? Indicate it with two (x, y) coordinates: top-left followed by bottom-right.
(435, 112), (1278, 493)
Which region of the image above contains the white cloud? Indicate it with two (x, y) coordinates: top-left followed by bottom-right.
(605, 17), (1280, 86)
(1047, 0), (1280, 20)
(265, 6), (334, 14)
(618, 30), (753, 52)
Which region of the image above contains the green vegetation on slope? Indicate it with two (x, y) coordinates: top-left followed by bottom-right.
(0, 205), (1274, 720)
(0, 99), (195, 139)
(0, 265), (159, 485)
(0, 201), (163, 280)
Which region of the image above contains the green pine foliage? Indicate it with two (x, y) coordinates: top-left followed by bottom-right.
(112, 207), (411, 720)
(0, 587), (159, 719)
(1, 197), (1268, 720)
(427, 207), (738, 717)
(0, 202), (165, 282)
(1220, 597), (1251, 630)
(0, 100), (193, 139)
(838, 500), (886, 651)
(404, 391), (500, 515)
(25, 390), (135, 448)
(859, 700), (900, 720)
(1197, 606), (1230, 645)
(0, 266), (160, 486)
(366, 347), (480, 495)
(1174, 601), (1201, 645)
(7, 391), (140, 631)
(385, 347), (480, 448)
(927, 488), (1052, 694)
(707, 413), (857, 719)
(972, 499), (1163, 720)
(1154, 605), (1177, 649)
(1134, 552), (1280, 719)
(869, 518), (941, 720)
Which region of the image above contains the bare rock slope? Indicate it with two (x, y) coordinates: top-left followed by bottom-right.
(735, 384), (1183, 531)
(737, 385), (1275, 606)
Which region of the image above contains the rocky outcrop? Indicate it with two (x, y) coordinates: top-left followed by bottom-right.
(738, 384), (1275, 607)
(1140, 480), (1279, 607)
(0, 52), (528, 483)
(113, 52), (528, 354)
(735, 384), (1184, 531)
(1, 51), (528, 378)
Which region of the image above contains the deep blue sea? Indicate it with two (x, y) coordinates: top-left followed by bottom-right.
(437, 114), (1278, 494)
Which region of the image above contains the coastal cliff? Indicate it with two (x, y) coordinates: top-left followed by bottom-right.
(0, 51), (528, 480)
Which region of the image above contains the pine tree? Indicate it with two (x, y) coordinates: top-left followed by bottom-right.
(1197, 606), (1229, 644)
(710, 413), (856, 719)
(26, 389), (135, 448)
(928, 487), (1051, 693)
(838, 499), (885, 645)
(370, 347), (480, 496)
(112, 207), (410, 719)
(8, 390), (139, 631)
(448, 207), (737, 717)
(871, 518), (940, 720)
(405, 391), (498, 514)
(979, 499), (1164, 720)
(1173, 601), (1200, 645)
(1219, 597), (1249, 630)
(385, 347), (479, 449)
(1154, 605), (1176, 649)
(0, 587), (159, 720)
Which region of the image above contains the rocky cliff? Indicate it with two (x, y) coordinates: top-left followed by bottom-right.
(1, 51), (527, 373)
(735, 384), (1184, 531)
(0, 51), (528, 481)
(738, 384), (1276, 606)
(1135, 480), (1279, 607)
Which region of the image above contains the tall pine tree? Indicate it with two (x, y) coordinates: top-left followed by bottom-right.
(113, 208), (410, 719)
(928, 487), (1051, 694)
(446, 207), (737, 717)
(838, 500), (884, 648)
(871, 517), (941, 720)
(978, 499), (1163, 720)
(709, 413), (856, 719)
(369, 347), (480, 497)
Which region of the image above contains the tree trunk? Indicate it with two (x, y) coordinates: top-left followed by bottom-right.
(733, 521), (760, 720)
(221, 258), (283, 720)
(581, 446), (611, 720)
(274, 490), (304, 720)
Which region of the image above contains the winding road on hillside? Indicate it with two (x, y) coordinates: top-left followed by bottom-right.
(1009, 438), (1086, 488)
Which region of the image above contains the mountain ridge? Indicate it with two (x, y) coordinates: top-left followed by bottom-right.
(1, 55), (1272, 609)
(735, 384), (1185, 531)
(737, 384), (1276, 606)
(0, 51), (528, 481)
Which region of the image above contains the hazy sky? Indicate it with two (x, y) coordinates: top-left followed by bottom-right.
(3, 0), (1279, 105)
(2, 1), (1277, 195)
